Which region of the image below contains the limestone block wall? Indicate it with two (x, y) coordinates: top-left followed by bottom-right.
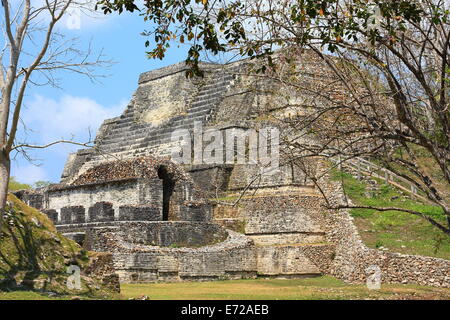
(256, 246), (329, 276)
(164, 181), (213, 222)
(61, 206), (85, 224)
(88, 202), (115, 222)
(244, 195), (324, 234)
(42, 209), (58, 223)
(17, 169), (214, 227)
(45, 178), (163, 223)
(211, 204), (246, 233)
(316, 167), (450, 288)
(178, 204), (213, 222)
(57, 220), (336, 283)
(58, 221), (228, 248)
(111, 247), (258, 283)
(118, 205), (161, 221)
(185, 165), (234, 196)
(81, 222), (259, 283)
(115, 221), (228, 247)
(227, 164), (310, 191)
(13, 189), (45, 210)
(241, 194), (326, 245)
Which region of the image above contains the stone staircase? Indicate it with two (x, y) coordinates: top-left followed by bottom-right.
(94, 71), (236, 159)
(61, 67), (240, 181)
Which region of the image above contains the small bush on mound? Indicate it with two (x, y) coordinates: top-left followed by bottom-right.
(0, 194), (119, 299)
(8, 177), (31, 192)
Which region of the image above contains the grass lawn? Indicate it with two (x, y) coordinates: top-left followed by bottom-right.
(332, 171), (450, 260)
(0, 291), (117, 300)
(120, 277), (450, 300)
(2, 277), (449, 300)
(0, 291), (69, 300)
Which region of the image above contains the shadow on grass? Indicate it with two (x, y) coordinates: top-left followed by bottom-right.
(0, 207), (98, 297)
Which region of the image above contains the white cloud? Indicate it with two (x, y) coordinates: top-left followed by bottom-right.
(12, 94), (125, 184)
(62, 4), (120, 31)
(22, 94), (125, 145)
(10, 0), (120, 31)
(10, 164), (48, 185)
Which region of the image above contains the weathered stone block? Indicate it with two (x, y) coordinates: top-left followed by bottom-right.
(118, 205), (162, 221)
(88, 202), (114, 222)
(13, 190), (44, 210)
(71, 207), (86, 223)
(60, 206), (85, 224)
(63, 232), (86, 246)
(42, 209), (58, 224)
(179, 204), (212, 222)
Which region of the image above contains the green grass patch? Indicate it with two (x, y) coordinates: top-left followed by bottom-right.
(8, 177), (31, 191)
(2, 277), (449, 300)
(0, 290), (117, 300)
(0, 291), (64, 300)
(119, 277), (450, 300)
(331, 170), (450, 260)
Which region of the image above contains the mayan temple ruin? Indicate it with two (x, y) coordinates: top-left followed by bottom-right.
(15, 53), (450, 287)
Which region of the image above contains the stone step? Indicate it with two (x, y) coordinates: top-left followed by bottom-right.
(112, 121), (145, 131)
(103, 137), (148, 150)
(113, 119), (136, 128)
(198, 81), (232, 92)
(190, 97), (220, 109)
(195, 88), (225, 100)
(101, 139), (148, 151)
(100, 113), (212, 147)
(187, 109), (213, 119)
(105, 106), (213, 137)
(101, 131), (148, 145)
(95, 75), (234, 153)
(103, 126), (147, 139)
(100, 119), (208, 149)
(187, 105), (215, 115)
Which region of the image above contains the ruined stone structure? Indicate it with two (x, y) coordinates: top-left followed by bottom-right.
(16, 54), (450, 287)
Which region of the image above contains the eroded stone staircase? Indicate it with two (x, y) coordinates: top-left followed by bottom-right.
(96, 73), (236, 157)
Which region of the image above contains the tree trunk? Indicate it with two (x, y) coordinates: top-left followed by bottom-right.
(0, 149), (11, 215)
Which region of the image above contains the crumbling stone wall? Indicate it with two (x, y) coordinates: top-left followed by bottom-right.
(178, 204), (212, 222)
(77, 222), (259, 282)
(315, 163), (450, 288)
(56, 220), (333, 282)
(83, 252), (121, 293)
(243, 194), (325, 235)
(211, 188), (327, 245)
(256, 245), (331, 276)
(46, 178), (163, 223)
(88, 202), (115, 222)
(14, 189), (46, 210)
(114, 221), (228, 247)
(118, 205), (161, 221)
(78, 222), (332, 282)
(41, 209), (58, 223)
(61, 206), (85, 224)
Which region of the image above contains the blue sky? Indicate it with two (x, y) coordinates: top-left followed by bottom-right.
(10, 8), (191, 185)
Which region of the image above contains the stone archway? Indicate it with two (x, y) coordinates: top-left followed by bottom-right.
(157, 165), (175, 221)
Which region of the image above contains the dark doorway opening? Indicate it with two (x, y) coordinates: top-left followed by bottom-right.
(157, 165), (175, 221)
